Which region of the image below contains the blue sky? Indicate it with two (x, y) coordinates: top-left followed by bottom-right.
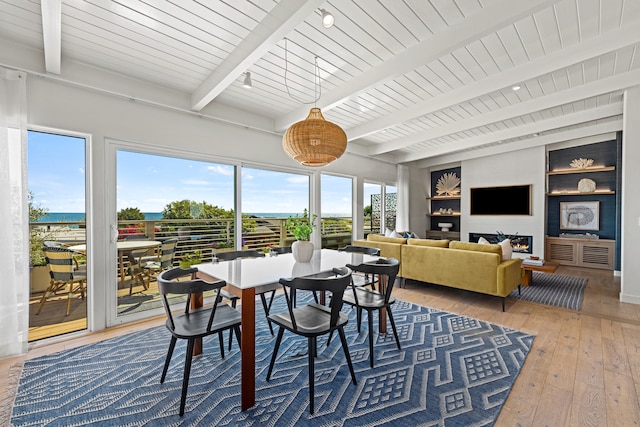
(28, 131), (384, 215)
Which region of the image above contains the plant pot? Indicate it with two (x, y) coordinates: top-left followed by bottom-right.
(30, 265), (50, 293)
(292, 240), (314, 263)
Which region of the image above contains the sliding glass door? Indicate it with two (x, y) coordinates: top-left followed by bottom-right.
(27, 130), (87, 341)
(115, 150), (235, 320)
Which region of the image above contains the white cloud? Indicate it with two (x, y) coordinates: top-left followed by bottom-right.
(207, 165), (234, 176)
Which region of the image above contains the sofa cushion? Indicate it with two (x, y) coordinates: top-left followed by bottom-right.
(450, 240), (502, 256)
(499, 239), (512, 261)
(407, 238), (450, 248)
(477, 236), (512, 261)
(368, 234), (407, 244)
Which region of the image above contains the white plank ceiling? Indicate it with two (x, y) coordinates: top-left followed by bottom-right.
(0, 0), (638, 166)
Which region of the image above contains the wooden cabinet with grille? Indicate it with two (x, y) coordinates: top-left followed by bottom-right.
(545, 237), (614, 270)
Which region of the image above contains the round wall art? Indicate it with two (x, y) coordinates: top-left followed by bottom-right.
(560, 201), (599, 230)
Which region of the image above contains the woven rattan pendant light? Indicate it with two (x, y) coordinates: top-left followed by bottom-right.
(283, 107), (347, 167)
(281, 40), (347, 167)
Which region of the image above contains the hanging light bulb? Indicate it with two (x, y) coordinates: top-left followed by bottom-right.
(243, 72), (252, 89)
(320, 9), (334, 28)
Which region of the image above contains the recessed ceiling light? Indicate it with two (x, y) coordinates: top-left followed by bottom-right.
(533, 133), (539, 137)
(512, 85), (521, 91)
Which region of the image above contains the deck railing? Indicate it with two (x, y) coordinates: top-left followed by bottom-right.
(31, 216), (368, 266)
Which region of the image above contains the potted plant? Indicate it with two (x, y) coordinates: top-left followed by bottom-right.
(179, 250), (203, 269)
(285, 209), (317, 263)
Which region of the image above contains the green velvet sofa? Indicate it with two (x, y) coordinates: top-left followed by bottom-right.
(353, 235), (523, 310)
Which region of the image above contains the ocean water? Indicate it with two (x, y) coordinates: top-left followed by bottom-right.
(37, 212), (349, 222)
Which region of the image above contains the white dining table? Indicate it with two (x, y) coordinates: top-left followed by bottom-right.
(68, 240), (161, 283)
(194, 248), (379, 411)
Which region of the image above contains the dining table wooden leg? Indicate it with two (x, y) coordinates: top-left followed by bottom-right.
(378, 275), (387, 333)
(241, 287), (256, 411)
(191, 291), (204, 355)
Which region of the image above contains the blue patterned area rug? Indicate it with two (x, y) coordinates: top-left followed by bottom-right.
(11, 296), (535, 426)
(509, 272), (587, 311)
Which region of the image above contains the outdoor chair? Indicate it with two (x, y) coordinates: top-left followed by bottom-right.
(132, 238), (179, 294)
(338, 245), (381, 289)
(158, 267), (242, 416)
(342, 257), (401, 368)
(266, 267), (356, 414)
(37, 246), (87, 316)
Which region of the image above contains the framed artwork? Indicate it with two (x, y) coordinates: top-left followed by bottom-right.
(560, 201), (599, 230)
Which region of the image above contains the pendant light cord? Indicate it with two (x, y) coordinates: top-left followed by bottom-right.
(284, 38), (322, 106)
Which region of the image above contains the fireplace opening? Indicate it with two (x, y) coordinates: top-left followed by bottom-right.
(468, 232), (533, 254)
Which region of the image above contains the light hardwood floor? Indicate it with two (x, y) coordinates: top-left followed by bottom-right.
(2, 266), (639, 426)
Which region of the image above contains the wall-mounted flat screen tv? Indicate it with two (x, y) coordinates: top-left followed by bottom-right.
(470, 184), (532, 215)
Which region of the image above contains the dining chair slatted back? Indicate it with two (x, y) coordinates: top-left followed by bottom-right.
(338, 245), (381, 289)
(214, 249), (265, 261)
(157, 267), (241, 416)
(269, 246), (292, 255)
(38, 246), (86, 316)
(266, 266), (356, 414)
(343, 257), (401, 368)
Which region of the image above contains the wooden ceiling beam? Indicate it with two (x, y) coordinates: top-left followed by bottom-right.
(357, 25), (640, 150)
(190, 0), (324, 111)
(370, 68), (640, 156)
(274, 0), (562, 131)
(396, 103), (623, 163)
(41, 0), (61, 75)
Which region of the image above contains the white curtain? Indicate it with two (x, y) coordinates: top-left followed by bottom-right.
(396, 165), (410, 232)
(0, 67), (29, 356)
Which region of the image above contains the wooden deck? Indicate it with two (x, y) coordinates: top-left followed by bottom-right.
(4, 265), (640, 425)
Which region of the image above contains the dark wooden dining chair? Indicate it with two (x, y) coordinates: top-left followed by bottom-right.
(269, 246), (292, 255)
(338, 245), (381, 289)
(343, 257), (401, 368)
(266, 267), (356, 414)
(157, 267), (242, 416)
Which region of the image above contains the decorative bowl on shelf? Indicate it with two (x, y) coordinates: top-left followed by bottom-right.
(438, 222), (453, 232)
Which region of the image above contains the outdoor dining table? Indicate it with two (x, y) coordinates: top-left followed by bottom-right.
(68, 240), (161, 283)
(195, 248), (380, 411)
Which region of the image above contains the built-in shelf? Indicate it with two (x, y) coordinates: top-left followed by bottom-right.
(427, 195), (461, 200)
(425, 230), (460, 240)
(426, 213), (461, 217)
(547, 191), (615, 196)
(546, 166), (615, 175)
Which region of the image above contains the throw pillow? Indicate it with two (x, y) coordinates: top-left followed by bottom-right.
(385, 228), (394, 237)
(478, 236), (490, 244)
(390, 230), (403, 238)
(499, 239), (512, 261)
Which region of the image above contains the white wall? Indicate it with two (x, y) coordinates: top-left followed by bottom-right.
(621, 87), (640, 303)
(462, 147), (546, 257)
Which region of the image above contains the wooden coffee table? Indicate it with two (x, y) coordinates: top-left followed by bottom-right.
(522, 261), (558, 286)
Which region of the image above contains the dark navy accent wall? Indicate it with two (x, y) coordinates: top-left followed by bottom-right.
(430, 166), (461, 232)
(546, 138), (621, 269)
